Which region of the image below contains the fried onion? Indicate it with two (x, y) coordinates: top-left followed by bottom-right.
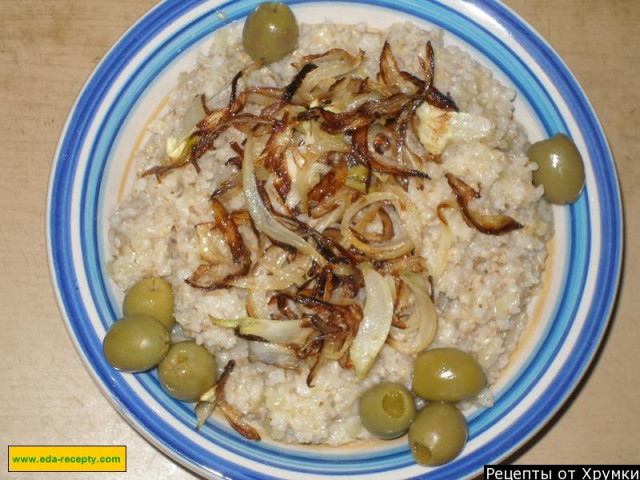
(138, 39), (527, 399)
(446, 173), (523, 235)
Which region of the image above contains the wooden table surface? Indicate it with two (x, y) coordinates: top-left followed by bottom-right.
(1, 1), (638, 478)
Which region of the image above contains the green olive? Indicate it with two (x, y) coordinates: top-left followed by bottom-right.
(242, 2), (299, 64)
(529, 133), (585, 204)
(359, 382), (416, 439)
(103, 315), (170, 372)
(412, 348), (486, 402)
(408, 402), (468, 466)
(158, 342), (218, 402)
(123, 277), (175, 331)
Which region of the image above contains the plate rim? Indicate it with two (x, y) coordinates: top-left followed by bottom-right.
(46, 0), (624, 478)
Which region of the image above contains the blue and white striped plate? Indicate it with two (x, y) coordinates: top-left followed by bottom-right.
(46, 0), (622, 478)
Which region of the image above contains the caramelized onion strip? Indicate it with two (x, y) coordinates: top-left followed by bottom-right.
(352, 125), (429, 179)
(379, 41), (424, 95)
(445, 173), (523, 235)
(243, 135), (327, 265)
(340, 192), (415, 260)
(218, 401), (261, 441)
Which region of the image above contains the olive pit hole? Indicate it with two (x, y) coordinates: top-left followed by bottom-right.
(382, 391), (404, 418)
(411, 441), (432, 465)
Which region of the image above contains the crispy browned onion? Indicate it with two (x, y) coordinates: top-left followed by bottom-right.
(141, 40), (524, 400)
(445, 173), (524, 235)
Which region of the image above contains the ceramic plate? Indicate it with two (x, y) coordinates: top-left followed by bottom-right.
(47, 0), (623, 478)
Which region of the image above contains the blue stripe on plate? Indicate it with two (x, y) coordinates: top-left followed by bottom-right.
(80, 0), (566, 472)
(76, 0), (596, 476)
(47, 0), (622, 478)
